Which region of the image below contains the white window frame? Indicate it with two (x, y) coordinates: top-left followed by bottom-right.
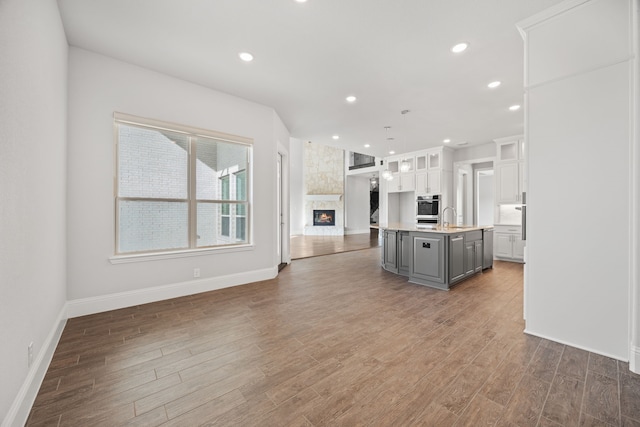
(111, 112), (253, 262)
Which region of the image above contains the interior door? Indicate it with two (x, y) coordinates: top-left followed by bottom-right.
(277, 153), (283, 265)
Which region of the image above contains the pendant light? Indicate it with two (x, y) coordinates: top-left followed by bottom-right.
(399, 110), (411, 172)
(382, 126), (394, 180)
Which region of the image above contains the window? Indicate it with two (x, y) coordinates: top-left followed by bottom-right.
(114, 113), (251, 255)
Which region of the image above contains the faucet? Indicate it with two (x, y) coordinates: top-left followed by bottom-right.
(441, 206), (457, 228)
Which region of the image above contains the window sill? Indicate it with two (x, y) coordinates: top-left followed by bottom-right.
(109, 244), (254, 264)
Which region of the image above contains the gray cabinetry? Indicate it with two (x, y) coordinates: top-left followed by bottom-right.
(464, 242), (475, 275)
(382, 229), (398, 273)
(382, 226), (489, 291)
(398, 231), (411, 276)
(410, 233), (446, 288)
(449, 234), (465, 282)
(463, 230), (483, 277)
(474, 240), (483, 273)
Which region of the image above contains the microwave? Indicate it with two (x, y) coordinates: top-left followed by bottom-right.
(416, 195), (440, 227)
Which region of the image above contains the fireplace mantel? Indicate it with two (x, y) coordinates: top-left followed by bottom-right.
(305, 194), (342, 202)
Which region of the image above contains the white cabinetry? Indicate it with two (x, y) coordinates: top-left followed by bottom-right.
(494, 225), (524, 262)
(387, 156), (415, 193)
(383, 147), (453, 223)
(494, 137), (526, 203)
(415, 148), (446, 195)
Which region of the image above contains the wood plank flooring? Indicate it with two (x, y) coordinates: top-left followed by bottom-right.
(290, 229), (379, 259)
(27, 248), (640, 426)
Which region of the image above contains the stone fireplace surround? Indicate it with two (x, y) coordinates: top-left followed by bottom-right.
(303, 141), (345, 236)
(304, 194), (343, 236)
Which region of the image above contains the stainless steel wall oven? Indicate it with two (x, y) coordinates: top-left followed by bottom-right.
(416, 195), (440, 227)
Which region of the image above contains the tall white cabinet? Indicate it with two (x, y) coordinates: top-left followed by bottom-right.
(517, 0), (636, 366)
(493, 135), (525, 262)
(495, 137), (525, 204)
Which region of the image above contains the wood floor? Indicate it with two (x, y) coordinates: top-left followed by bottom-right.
(27, 249), (640, 426)
(290, 229), (380, 259)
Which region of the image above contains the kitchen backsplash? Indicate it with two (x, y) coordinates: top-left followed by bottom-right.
(498, 204), (522, 225)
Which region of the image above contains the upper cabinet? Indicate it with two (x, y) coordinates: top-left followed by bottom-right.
(498, 140), (521, 162)
(386, 155), (415, 193)
(414, 147), (452, 196)
(495, 136), (526, 203)
(416, 150), (441, 172)
(387, 159), (400, 174)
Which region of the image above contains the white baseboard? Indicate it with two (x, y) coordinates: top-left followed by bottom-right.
(631, 345), (640, 374)
(2, 305), (67, 427)
(66, 266), (278, 318)
(345, 228), (374, 235)
(524, 328), (628, 362)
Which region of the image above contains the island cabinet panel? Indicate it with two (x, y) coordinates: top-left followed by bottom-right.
(474, 240), (483, 273)
(382, 229), (398, 272)
(449, 234), (465, 282)
(464, 242), (475, 275)
(410, 234), (446, 286)
(398, 231), (411, 276)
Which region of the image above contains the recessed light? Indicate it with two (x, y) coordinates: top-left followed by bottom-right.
(332, 135), (340, 140)
(451, 42), (469, 53)
(509, 105), (521, 111)
(346, 95), (357, 103)
(488, 81), (501, 88)
(389, 150), (395, 155)
(443, 139), (451, 143)
(364, 144), (370, 148)
(238, 52), (254, 62)
(295, 0), (307, 2)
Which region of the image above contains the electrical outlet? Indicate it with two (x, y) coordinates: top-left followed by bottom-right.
(28, 342), (33, 367)
(193, 268), (200, 278)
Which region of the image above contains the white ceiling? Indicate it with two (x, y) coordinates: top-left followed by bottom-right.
(56, 0), (564, 158)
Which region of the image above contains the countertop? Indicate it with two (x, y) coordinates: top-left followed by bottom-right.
(379, 222), (494, 234)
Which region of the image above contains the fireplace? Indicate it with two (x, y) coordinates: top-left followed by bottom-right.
(313, 209), (336, 226)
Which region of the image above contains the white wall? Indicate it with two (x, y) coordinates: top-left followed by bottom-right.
(0, 0), (68, 423)
(520, 0), (635, 362)
(289, 138), (305, 235)
(66, 47), (284, 303)
(387, 192), (416, 224)
(346, 176), (371, 234)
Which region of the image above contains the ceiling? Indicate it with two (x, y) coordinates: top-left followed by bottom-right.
(56, 0), (564, 158)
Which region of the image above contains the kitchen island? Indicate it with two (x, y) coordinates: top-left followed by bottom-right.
(380, 223), (494, 290)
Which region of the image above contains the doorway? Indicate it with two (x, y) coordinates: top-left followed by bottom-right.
(454, 159), (495, 225)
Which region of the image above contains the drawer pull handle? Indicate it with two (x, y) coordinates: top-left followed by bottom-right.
(422, 242), (431, 249)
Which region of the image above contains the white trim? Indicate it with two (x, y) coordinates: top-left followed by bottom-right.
(524, 328), (628, 362)
(631, 345), (640, 374)
(516, 0), (592, 32)
(109, 244), (254, 264)
(113, 112), (253, 145)
(523, 55), (635, 91)
(493, 135), (524, 144)
(277, 142), (291, 265)
(66, 267), (277, 318)
(630, 0), (639, 377)
(2, 305), (67, 427)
